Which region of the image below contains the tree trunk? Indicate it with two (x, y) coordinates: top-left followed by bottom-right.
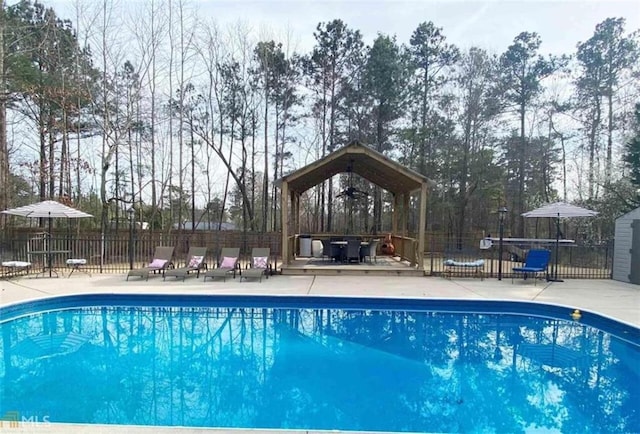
(262, 87), (269, 232)
(0, 2), (9, 217)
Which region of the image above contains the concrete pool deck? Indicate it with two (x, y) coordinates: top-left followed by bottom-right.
(1, 273), (638, 433)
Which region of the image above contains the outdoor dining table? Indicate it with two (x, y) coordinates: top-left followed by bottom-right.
(29, 250), (71, 278)
(329, 241), (369, 263)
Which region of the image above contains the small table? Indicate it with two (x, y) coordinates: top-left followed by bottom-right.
(29, 250), (71, 278)
(66, 258), (90, 277)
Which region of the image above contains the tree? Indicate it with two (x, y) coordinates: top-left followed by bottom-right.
(363, 33), (408, 232)
(305, 19), (364, 231)
(499, 32), (565, 234)
(408, 21), (459, 176)
(254, 40), (300, 231)
(4, 1), (96, 204)
(623, 103), (640, 204)
(0, 0), (9, 217)
(452, 47), (502, 246)
(575, 18), (639, 198)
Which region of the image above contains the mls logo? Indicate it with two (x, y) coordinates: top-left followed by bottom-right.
(0, 411), (19, 428)
(0, 411), (51, 428)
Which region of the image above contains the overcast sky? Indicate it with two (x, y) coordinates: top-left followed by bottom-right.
(196, 0), (640, 55)
(43, 0), (640, 56)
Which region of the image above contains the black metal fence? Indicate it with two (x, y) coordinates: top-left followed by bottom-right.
(425, 236), (612, 279)
(1, 230), (613, 279)
(1, 231), (282, 274)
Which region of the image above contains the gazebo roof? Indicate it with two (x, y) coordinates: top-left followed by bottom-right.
(280, 141), (430, 194)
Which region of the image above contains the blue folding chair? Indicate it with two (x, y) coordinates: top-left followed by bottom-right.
(512, 249), (551, 284)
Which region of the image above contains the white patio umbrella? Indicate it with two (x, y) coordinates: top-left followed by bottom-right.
(522, 202), (598, 282)
(1, 200), (93, 219)
(2, 200), (93, 277)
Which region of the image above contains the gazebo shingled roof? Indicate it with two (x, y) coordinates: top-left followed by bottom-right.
(280, 141), (429, 194)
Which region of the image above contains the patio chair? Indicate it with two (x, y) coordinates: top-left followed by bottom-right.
(163, 246), (208, 281)
(330, 242), (343, 262)
(360, 239), (380, 263)
(512, 249), (551, 285)
(321, 239), (332, 261)
(345, 239), (361, 263)
(126, 246), (174, 281)
(240, 248), (271, 282)
(203, 247), (241, 282)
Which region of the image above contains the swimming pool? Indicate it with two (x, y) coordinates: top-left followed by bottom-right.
(1, 294), (639, 432)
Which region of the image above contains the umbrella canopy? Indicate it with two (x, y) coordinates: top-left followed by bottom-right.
(522, 202), (598, 218)
(522, 202), (598, 282)
(1, 200), (93, 218)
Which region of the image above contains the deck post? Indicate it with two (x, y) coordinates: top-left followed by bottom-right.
(417, 183), (427, 269)
(281, 181), (289, 266)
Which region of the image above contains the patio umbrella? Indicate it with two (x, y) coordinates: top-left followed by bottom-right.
(518, 343), (587, 369)
(11, 332), (90, 359)
(1, 200), (93, 276)
(522, 202), (598, 282)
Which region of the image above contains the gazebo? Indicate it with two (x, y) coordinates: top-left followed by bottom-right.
(278, 141), (431, 272)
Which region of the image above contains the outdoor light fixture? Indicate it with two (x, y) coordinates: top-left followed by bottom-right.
(498, 207), (507, 281)
(128, 207), (135, 270)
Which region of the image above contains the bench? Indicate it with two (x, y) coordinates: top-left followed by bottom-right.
(443, 259), (485, 280)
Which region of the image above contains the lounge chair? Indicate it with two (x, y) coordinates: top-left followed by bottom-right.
(163, 247), (208, 281)
(126, 246), (174, 281)
(203, 247), (241, 282)
(512, 249), (551, 285)
(240, 248), (271, 282)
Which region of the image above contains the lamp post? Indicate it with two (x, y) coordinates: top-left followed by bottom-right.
(128, 207), (135, 270)
(498, 206), (507, 281)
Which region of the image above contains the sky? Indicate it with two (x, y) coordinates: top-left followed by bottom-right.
(44, 0), (640, 56)
(194, 0), (640, 55)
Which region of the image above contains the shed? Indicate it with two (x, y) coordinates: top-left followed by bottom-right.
(613, 206), (640, 284)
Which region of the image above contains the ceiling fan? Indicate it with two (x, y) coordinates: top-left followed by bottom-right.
(336, 160), (369, 200)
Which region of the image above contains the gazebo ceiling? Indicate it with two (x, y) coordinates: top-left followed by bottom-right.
(281, 142), (430, 194)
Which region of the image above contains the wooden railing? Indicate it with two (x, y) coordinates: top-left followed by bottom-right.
(392, 235), (418, 267)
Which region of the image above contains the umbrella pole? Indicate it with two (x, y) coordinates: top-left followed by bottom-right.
(549, 215), (564, 282)
(48, 216), (53, 278)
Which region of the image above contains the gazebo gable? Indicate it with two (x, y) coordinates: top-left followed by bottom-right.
(280, 141), (428, 194)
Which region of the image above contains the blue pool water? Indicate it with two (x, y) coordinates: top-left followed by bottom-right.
(1, 295), (638, 432)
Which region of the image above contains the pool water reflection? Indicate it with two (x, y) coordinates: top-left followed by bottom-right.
(1, 296), (638, 432)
